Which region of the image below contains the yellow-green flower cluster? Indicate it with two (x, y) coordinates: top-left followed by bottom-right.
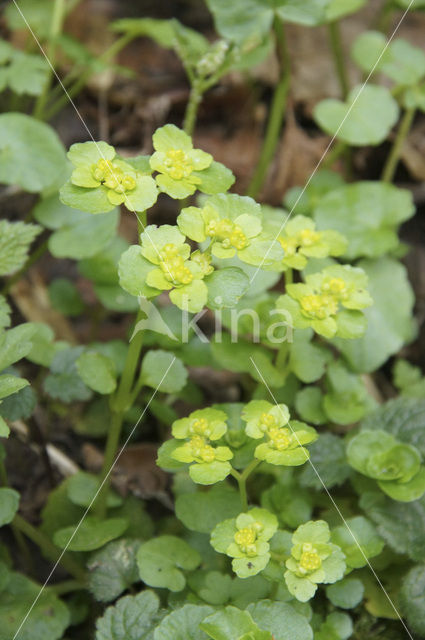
(276, 264), (372, 339)
(211, 508), (278, 578)
(277, 215), (347, 270)
(241, 400), (317, 466)
(164, 408), (233, 484)
(284, 521), (346, 602)
(63, 141), (158, 213)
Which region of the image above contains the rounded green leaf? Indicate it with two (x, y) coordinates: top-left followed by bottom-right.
(0, 487), (19, 526)
(140, 350), (187, 393)
(95, 590), (160, 640)
(400, 565), (425, 636)
(175, 485), (242, 534)
(247, 600), (313, 640)
(0, 113), (67, 192)
(60, 181), (116, 214)
(88, 539), (141, 603)
(53, 516), (128, 551)
(334, 258), (416, 373)
(314, 85), (399, 146)
(331, 516), (384, 569)
(326, 577), (364, 609)
(313, 182), (414, 260)
(0, 572), (69, 640)
(67, 471), (122, 509)
(76, 351), (117, 394)
(154, 604), (214, 640)
(201, 606), (272, 640)
(205, 267), (249, 309)
(137, 535), (201, 592)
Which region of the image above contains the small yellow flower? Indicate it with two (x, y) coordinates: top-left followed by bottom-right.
(299, 548), (322, 574)
(234, 523), (263, 556)
(164, 149), (194, 180)
(268, 427), (292, 451)
(159, 243), (193, 286)
(206, 218), (248, 251)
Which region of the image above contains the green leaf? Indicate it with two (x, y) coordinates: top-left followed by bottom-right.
(176, 484), (242, 533)
(247, 600), (313, 640)
(289, 330), (331, 383)
(40, 478), (85, 539)
(360, 491), (425, 561)
(118, 245), (159, 299)
(0, 374), (28, 400)
(299, 433), (351, 489)
(0, 323), (36, 371)
(0, 572), (69, 640)
(201, 606), (272, 640)
(88, 539), (141, 603)
(0, 220), (42, 276)
(352, 31), (425, 87)
(95, 590), (160, 640)
(67, 471), (122, 509)
(5, 0), (60, 37)
(155, 604), (214, 640)
(295, 387), (327, 425)
(76, 351), (117, 395)
(331, 516), (384, 569)
(205, 268), (249, 309)
(314, 85), (399, 146)
(48, 278), (84, 316)
(0, 296), (11, 331)
(43, 347), (92, 403)
(0, 488), (19, 526)
(323, 360), (376, 425)
(197, 161), (235, 195)
(0, 113), (67, 192)
(60, 181), (116, 214)
(326, 578), (364, 609)
(334, 258), (416, 373)
(137, 535), (201, 592)
(54, 517), (128, 552)
(212, 334), (285, 388)
(400, 565), (425, 636)
(0, 416), (9, 438)
(361, 397), (425, 457)
(34, 194), (119, 259)
(315, 612), (353, 640)
(313, 182), (414, 260)
(140, 350), (187, 394)
(205, 0), (274, 42)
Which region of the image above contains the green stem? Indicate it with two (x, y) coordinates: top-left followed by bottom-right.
(328, 21), (349, 99)
(247, 18), (291, 199)
(285, 268), (293, 287)
(230, 460), (261, 511)
(183, 80), (203, 136)
(43, 33), (134, 121)
(0, 460), (34, 573)
(230, 470), (248, 512)
(381, 107), (415, 183)
(13, 514), (86, 582)
(49, 579), (86, 596)
(33, 0), (66, 119)
(95, 211), (147, 517)
(2, 240), (48, 296)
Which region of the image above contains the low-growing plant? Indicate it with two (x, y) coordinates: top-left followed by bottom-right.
(1, 0), (425, 639)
